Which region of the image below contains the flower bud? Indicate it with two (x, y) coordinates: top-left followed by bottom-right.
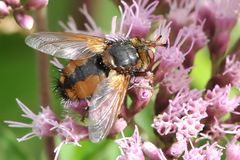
(166, 140), (186, 158)
(26, 0), (48, 10)
(4, 0), (20, 8)
(128, 73), (153, 115)
(181, 22), (209, 67)
(142, 141), (167, 160)
(14, 11), (34, 30)
(198, 0), (240, 61)
(0, 1), (9, 18)
(109, 118), (127, 137)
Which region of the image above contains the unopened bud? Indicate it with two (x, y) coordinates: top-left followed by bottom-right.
(14, 11), (34, 30)
(0, 1), (9, 18)
(26, 0), (48, 10)
(166, 140), (186, 158)
(142, 141), (166, 160)
(109, 118), (127, 136)
(4, 0), (20, 8)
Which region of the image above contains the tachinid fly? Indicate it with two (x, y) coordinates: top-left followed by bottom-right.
(25, 32), (164, 142)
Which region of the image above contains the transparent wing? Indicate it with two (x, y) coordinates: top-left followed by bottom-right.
(25, 32), (106, 60)
(88, 70), (129, 143)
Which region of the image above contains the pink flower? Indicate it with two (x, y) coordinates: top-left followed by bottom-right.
(183, 146), (205, 160)
(4, 0), (20, 8)
(198, 0), (240, 35)
(116, 126), (168, 160)
(59, 4), (103, 37)
(130, 72), (153, 100)
(50, 117), (88, 160)
(152, 112), (179, 135)
(0, 1), (9, 18)
(201, 118), (240, 141)
(142, 141), (167, 160)
(199, 0), (240, 22)
(181, 21), (209, 67)
(115, 126), (144, 160)
(152, 20), (171, 50)
(54, 117), (88, 145)
(204, 142), (223, 160)
(161, 65), (192, 94)
(5, 99), (57, 142)
(183, 142), (223, 160)
(156, 34), (186, 69)
(184, 21), (208, 48)
(153, 89), (205, 137)
(120, 0), (160, 38)
(167, 89), (203, 117)
(205, 85), (240, 118)
(176, 116), (204, 140)
(198, 0), (240, 60)
(223, 55), (240, 88)
(154, 28), (192, 82)
(167, 97), (207, 141)
(106, 16), (130, 40)
(226, 135), (240, 160)
(26, 0), (48, 10)
(50, 58), (64, 70)
(109, 118), (127, 137)
(167, 0), (198, 26)
(78, 4), (103, 37)
(183, 98), (208, 119)
(14, 11), (34, 30)
(166, 139), (187, 158)
(59, 16), (80, 33)
(63, 99), (88, 117)
(127, 72), (153, 116)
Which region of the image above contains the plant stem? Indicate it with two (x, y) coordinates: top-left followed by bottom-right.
(35, 8), (55, 160)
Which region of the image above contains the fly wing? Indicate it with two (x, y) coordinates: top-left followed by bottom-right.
(88, 70), (129, 143)
(25, 32), (106, 60)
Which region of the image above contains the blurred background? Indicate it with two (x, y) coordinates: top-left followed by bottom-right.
(0, 1), (125, 160)
(1, 0), (240, 160)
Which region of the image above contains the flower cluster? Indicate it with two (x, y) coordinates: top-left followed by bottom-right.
(5, 0), (240, 159)
(152, 89), (208, 150)
(116, 126), (167, 160)
(5, 99), (88, 160)
(0, 0), (48, 30)
(183, 142), (224, 160)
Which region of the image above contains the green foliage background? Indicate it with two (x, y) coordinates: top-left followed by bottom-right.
(0, 0), (239, 160)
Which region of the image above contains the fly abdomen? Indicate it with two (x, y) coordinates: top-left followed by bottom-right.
(57, 55), (108, 101)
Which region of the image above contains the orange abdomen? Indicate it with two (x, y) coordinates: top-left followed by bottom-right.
(57, 55), (108, 101)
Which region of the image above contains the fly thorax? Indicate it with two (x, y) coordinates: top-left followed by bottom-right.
(103, 41), (139, 72)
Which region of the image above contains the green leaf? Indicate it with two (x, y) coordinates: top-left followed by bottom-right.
(190, 47), (211, 89)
